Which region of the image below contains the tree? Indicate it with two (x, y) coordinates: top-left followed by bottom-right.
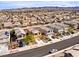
(23, 33), (35, 45)
(10, 29), (17, 42)
(56, 32), (61, 36)
(40, 34), (47, 40)
(69, 24), (75, 29)
(67, 24), (76, 34)
(40, 33), (51, 43)
(1, 23), (4, 28)
(19, 20), (23, 25)
(62, 31), (66, 35)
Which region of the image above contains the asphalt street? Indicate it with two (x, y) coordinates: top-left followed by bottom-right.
(1, 35), (79, 57)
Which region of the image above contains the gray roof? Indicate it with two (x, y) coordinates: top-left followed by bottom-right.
(40, 26), (52, 32)
(53, 23), (69, 28)
(46, 26), (54, 30)
(48, 24), (63, 30)
(14, 28), (26, 36)
(34, 27), (47, 34)
(64, 20), (77, 25)
(72, 20), (79, 24)
(27, 27), (40, 34)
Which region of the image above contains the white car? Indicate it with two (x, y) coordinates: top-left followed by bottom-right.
(49, 49), (58, 54)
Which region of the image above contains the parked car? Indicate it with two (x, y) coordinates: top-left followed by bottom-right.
(49, 49), (58, 54)
(64, 53), (73, 57)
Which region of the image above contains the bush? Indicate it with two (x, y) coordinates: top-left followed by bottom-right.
(67, 27), (75, 34)
(23, 33), (35, 45)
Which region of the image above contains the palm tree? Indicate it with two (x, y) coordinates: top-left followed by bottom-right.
(10, 29), (17, 42)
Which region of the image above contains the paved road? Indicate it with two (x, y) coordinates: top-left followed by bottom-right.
(1, 35), (79, 57)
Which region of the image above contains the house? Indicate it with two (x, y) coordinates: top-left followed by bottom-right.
(13, 17), (19, 22)
(23, 28), (28, 34)
(53, 23), (69, 32)
(27, 27), (41, 40)
(22, 20), (30, 27)
(71, 20), (79, 29)
(48, 23), (68, 33)
(22, 22), (28, 27)
(3, 22), (13, 28)
(39, 26), (53, 35)
(34, 27), (47, 35)
(63, 20), (78, 29)
(46, 26), (55, 33)
(14, 27), (26, 38)
(13, 22), (21, 27)
(30, 17), (37, 25)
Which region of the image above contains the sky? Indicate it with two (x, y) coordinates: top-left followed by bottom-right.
(0, 1), (79, 9)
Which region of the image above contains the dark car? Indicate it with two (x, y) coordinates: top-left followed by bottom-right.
(64, 53), (73, 57)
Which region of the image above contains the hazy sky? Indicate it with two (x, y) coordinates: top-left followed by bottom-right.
(0, 1), (79, 9)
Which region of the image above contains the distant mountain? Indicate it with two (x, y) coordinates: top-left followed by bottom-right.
(1, 6), (79, 12)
